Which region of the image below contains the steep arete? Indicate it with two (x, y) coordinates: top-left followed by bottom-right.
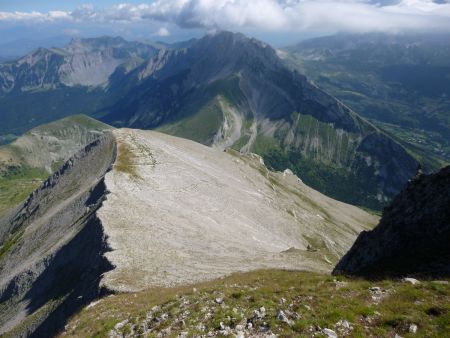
(334, 166), (450, 277)
(0, 133), (116, 337)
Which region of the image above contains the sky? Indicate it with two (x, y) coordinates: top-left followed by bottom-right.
(1, 0), (450, 48)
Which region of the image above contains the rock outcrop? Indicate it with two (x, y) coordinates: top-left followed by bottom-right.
(334, 166), (450, 277)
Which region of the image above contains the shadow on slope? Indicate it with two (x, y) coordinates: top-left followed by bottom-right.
(27, 181), (114, 338)
(0, 134), (117, 337)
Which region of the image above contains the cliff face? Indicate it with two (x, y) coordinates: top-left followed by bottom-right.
(0, 134), (116, 337)
(334, 166), (450, 277)
(0, 115), (112, 217)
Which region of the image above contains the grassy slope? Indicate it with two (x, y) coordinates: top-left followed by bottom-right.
(61, 270), (449, 338)
(251, 112), (382, 210)
(0, 115), (111, 216)
(158, 97), (224, 145)
(158, 76), (250, 146)
(0, 166), (48, 216)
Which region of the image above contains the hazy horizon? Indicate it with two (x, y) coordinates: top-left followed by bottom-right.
(2, 1), (450, 49)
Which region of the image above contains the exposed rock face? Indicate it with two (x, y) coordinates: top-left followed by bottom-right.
(334, 166), (450, 277)
(0, 134), (116, 337)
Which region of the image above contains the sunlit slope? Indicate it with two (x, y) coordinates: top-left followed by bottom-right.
(99, 129), (378, 292)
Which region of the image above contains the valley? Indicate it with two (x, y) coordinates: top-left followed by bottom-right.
(285, 33), (450, 170)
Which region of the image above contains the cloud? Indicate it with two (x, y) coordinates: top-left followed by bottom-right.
(1, 1), (450, 33)
(0, 10), (71, 22)
(154, 27), (170, 37)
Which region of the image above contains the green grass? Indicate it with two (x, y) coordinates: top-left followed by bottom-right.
(290, 53), (450, 168)
(0, 165), (48, 216)
(251, 133), (383, 211)
(0, 229), (24, 261)
(60, 270), (449, 338)
(0, 115), (111, 215)
(158, 75), (251, 147)
(288, 112), (361, 166)
(375, 121), (450, 171)
(158, 96), (224, 145)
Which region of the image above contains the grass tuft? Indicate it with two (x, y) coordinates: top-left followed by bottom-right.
(115, 142), (139, 179)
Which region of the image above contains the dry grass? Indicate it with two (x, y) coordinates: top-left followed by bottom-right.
(114, 142), (139, 179)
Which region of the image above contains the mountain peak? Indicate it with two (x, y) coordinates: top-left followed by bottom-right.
(200, 30), (273, 51)
(186, 30), (281, 73)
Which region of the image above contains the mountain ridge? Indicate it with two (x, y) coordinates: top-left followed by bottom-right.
(0, 123), (378, 336)
(99, 31), (419, 209)
(0, 31), (421, 209)
(0, 115), (111, 216)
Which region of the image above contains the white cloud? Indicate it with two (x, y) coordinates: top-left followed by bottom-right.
(154, 27), (171, 37)
(0, 10), (71, 22)
(1, 1), (450, 33)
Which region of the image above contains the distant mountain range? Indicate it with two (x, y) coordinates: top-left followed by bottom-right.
(0, 32), (427, 209)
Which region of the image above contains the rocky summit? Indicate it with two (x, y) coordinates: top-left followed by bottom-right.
(334, 166), (450, 277)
